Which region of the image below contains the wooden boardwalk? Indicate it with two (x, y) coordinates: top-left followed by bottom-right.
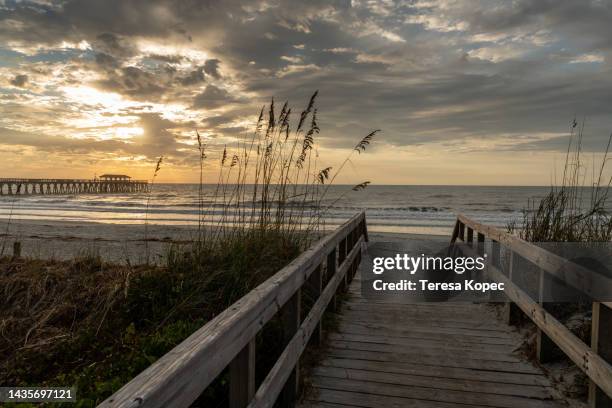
(300, 239), (564, 408)
(101, 212), (612, 408)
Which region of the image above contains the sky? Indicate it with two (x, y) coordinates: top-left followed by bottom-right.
(1, 0), (612, 185)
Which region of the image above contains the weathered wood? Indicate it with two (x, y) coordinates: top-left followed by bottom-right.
(450, 219), (459, 243)
(537, 268), (558, 363)
(99, 212), (365, 408)
(325, 347), (541, 374)
(466, 227), (473, 245)
(492, 240), (500, 268)
(308, 265), (323, 346)
(280, 290), (301, 406)
(483, 259), (612, 399)
(456, 213), (612, 300)
(229, 340), (256, 408)
(248, 237), (364, 408)
(589, 302), (612, 408)
(336, 321), (516, 345)
(319, 357), (551, 387)
(312, 365), (552, 399)
(327, 248), (337, 312)
(309, 376), (558, 408)
(504, 250), (523, 325)
(12, 241), (21, 258)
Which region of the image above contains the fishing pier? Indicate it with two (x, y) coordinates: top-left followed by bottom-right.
(0, 174), (148, 195)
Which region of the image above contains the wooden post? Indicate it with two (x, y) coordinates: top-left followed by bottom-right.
(467, 227), (474, 246)
(504, 250), (522, 326)
(309, 265), (323, 346)
(451, 219), (459, 243)
(229, 339), (256, 408)
(491, 240), (500, 269)
(589, 302), (612, 407)
(477, 233), (485, 256)
(537, 268), (558, 363)
(458, 222), (465, 241)
(12, 241), (21, 258)
(327, 248), (337, 312)
(280, 289), (301, 405)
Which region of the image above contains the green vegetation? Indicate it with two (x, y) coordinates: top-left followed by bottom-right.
(0, 92), (376, 406)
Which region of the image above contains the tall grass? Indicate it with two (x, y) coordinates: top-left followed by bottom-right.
(519, 120), (612, 242)
(177, 91), (376, 271)
(144, 156), (163, 263)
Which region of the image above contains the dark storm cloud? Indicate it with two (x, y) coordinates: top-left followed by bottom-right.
(1, 0), (612, 159)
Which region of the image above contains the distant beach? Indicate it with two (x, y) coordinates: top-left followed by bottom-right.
(0, 184), (567, 263)
(0, 184), (559, 234)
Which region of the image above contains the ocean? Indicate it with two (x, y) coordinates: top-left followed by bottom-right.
(0, 184), (556, 236)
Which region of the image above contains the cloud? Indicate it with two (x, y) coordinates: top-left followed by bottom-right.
(203, 59), (221, 78)
(9, 74), (28, 87)
(0, 0), (612, 179)
(193, 85), (237, 109)
(570, 53), (605, 64)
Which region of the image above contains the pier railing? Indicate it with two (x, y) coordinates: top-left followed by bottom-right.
(99, 211), (367, 408)
(0, 178), (148, 195)
(452, 213), (612, 407)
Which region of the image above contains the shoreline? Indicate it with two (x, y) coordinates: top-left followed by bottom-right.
(0, 218), (451, 264)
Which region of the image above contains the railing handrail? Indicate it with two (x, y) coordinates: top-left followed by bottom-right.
(454, 212), (612, 300)
(99, 211), (367, 408)
(0, 178), (148, 183)
(452, 213), (612, 404)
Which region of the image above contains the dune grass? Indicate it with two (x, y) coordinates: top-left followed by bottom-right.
(511, 119), (612, 400)
(518, 119), (612, 242)
(0, 92), (377, 406)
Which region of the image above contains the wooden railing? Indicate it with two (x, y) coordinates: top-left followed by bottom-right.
(452, 213), (612, 408)
(99, 212), (367, 408)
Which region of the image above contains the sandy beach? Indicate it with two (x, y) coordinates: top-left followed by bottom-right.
(0, 219), (200, 264)
(0, 219), (454, 264)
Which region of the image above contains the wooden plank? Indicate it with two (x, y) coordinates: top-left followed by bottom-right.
(341, 302), (495, 317)
(537, 268), (558, 363)
(589, 302), (612, 407)
(247, 237), (364, 408)
(312, 365), (552, 399)
(306, 388), (468, 408)
(309, 265), (323, 346)
(326, 332), (513, 354)
(329, 339), (522, 363)
(327, 248), (337, 312)
(335, 317), (517, 339)
(280, 289), (301, 405)
(336, 321), (517, 345)
(338, 313), (515, 333)
(504, 250), (523, 326)
(325, 347), (542, 374)
(309, 376), (558, 408)
(319, 357), (551, 387)
(229, 340), (256, 408)
(99, 212), (365, 408)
